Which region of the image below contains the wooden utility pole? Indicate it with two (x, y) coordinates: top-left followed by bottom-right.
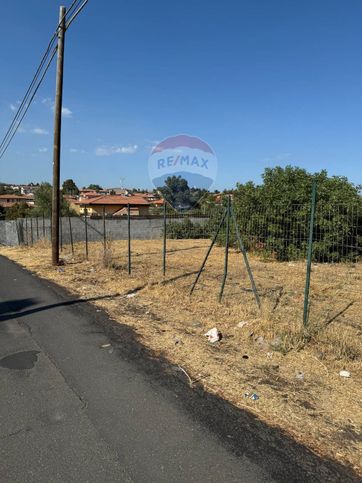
(51, 6), (66, 265)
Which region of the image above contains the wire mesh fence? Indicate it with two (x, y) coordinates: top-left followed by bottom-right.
(7, 200), (361, 264)
(164, 202), (361, 263)
(1, 199), (360, 330)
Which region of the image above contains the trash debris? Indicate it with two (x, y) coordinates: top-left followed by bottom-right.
(250, 393), (260, 401)
(295, 370), (304, 381)
(255, 336), (265, 345)
(204, 327), (222, 343)
(255, 335), (268, 350)
(177, 365), (194, 386)
(266, 352), (273, 359)
(191, 320), (203, 328)
(57, 267), (65, 273)
(100, 343), (111, 349)
(339, 370), (351, 378)
(126, 292), (136, 298)
(237, 321), (248, 329)
(270, 336), (282, 349)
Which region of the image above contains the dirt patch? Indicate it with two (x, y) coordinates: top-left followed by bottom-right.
(1, 238), (361, 475)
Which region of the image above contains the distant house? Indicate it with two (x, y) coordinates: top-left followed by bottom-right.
(150, 198), (165, 207)
(78, 189), (104, 199)
(9, 184), (38, 196)
(74, 195), (150, 216)
(106, 188), (130, 196)
(0, 194), (34, 210)
(136, 192), (165, 207)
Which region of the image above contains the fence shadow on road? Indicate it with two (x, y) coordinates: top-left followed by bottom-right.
(0, 298), (39, 317)
(0, 293), (121, 323)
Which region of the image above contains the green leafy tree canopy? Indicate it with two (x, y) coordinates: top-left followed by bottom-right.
(33, 182), (74, 216)
(5, 202), (30, 220)
(62, 179), (79, 195)
(86, 184), (103, 192)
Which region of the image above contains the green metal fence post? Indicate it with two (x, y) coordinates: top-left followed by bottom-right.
(68, 215), (74, 255)
(103, 206), (106, 251)
(127, 204), (131, 275)
(163, 202), (167, 276)
(59, 216), (63, 251)
(190, 207), (228, 295)
(84, 208), (89, 260)
(36, 216), (39, 240)
(30, 217), (34, 245)
(219, 196), (231, 302)
(230, 204), (261, 310)
(25, 217), (28, 245)
(303, 180), (317, 327)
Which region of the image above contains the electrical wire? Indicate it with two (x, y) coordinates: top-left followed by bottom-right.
(66, 0), (89, 29)
(0, 0), (82, 153)
(0, 47), (58, 160)
(0, 0), (87, 160)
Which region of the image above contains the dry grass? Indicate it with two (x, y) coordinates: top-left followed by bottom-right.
(1, 238), (361, 474)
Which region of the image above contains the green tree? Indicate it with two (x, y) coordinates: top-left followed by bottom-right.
(62, 178), (79, 195)
(230, 166), (362, 262)
(158, 176), (207, 210)
(5, 202), (30, 220)
(33, 183), (53, 216)
(87, 184), (103, 192)
(33, 182), (74, 217)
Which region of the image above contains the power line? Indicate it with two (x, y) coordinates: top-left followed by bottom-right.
(66, 0), (89, 29)
(0, 0), (87, 160)
(0, 38), (57, 156)
(0, 0), (82, 154)
(0, 47), (58, 160)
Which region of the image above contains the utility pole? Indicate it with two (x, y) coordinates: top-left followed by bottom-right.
(51, 6), (66, 265)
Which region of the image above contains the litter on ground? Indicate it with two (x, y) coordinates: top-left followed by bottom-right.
(204, 327), (222, 343)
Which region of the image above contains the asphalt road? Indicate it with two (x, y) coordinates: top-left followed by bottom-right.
(0, 256), (359, 483)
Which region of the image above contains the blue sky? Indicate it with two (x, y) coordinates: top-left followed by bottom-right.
(0, 0), (361, 190)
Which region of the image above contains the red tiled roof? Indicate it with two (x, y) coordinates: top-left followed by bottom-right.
(76, 195), (150, 206)
(0, 194), (33, 200)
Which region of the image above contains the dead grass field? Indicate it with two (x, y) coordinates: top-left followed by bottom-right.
(1, 238), (361, 474)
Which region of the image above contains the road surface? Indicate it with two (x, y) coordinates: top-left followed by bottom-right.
(0, 256), (358, 482)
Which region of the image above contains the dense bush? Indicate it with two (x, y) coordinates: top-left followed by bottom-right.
(166, 218), (209, 239)
(228, 167), (362, 262)
(165, 167), (361, 263)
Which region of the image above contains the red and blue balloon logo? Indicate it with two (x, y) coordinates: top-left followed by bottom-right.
(148, 134), (217, 210)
